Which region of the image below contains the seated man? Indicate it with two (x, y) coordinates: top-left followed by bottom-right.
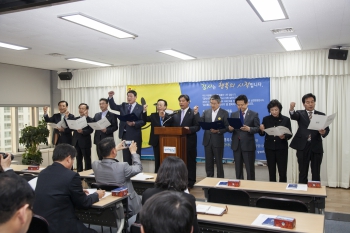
(92, 137), (142, 216)
(0, 173), (35, 233)
(33, 144), (105, 233)
(139, 191), (194, 233)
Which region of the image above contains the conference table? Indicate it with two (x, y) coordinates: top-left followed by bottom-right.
(76, 193), (129, 232)
(195, 178), (327, 214)
(78, 169), (157, 195)
(196, 201), (324, 233)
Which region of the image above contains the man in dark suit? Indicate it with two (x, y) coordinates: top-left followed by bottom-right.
(43, 100), (74, 145)
(172, 94), (200, 188)
(108, 90), (145, 165)
(200, 94), (229, 178)
(229, 95), (260, 180)
(33, 144), (104, 233)
(93, 98), (118, 160)
(142, 99), (173, 173)
(289, 93), (330, 184)
(70, 103), (94, 172)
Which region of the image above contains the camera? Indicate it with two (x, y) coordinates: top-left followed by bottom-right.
(123, 141), (132, 148)
(0, 152), (14, 160)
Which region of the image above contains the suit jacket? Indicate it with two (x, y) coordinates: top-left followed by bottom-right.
(140, 188), (199, 233)
(143, 112), (174, 147)
(172, 108), (200, 148)
(230, 109), (260, 151)
(108, 98), (145, 141)
(44, 113), (74, 145)
(259, 114), (292, 150)
(33, 162), (99, 233)
(92, 111), (118, 144)
(92, 153), (142, 216)
(200, 108), (229, 147)
(71, 116), (94, 149)
(290, 110), (330, 153)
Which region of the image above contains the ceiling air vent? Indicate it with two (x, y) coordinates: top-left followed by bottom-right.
(271, 27), (294, 34)
(46, 53), (65, 57)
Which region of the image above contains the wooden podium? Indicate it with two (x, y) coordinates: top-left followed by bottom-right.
(154, 127), (190, 165)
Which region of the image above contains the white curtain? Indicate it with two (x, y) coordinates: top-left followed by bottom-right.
(59, 49), (350, 188)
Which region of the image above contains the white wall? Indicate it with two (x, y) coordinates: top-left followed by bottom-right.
(0, 63), (51, 106)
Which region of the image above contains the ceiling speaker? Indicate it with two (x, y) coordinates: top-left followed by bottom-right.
(58, 72), (73, 80)
(328, 49), (348, 60)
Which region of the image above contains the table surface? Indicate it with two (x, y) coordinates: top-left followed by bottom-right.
(92, 193), (129, 208)
(79, 169), (157, 183)
(11, 164), (46, 174)
(196, 201), (325, 233)
(195, 177), (327, 197)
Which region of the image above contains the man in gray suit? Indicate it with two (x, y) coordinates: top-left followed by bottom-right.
(229, 95), (260, 180)
(92, 137), (142, 216)
(200, 94), (229, 178)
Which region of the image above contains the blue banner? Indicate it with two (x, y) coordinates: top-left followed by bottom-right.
(179, 78), (270, 160)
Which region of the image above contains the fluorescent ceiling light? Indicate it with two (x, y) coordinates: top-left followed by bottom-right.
(66, 58), (112, 67)
(0, 42), (30, 50)
(158, 49), (196, 60)
(276, 36), (301, 51)
(247, 0), (288, 22)
(58, 13), (137, 39)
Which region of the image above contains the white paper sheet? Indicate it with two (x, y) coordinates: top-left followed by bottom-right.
(86, 189), (111, 199)
(87, 117), (111, 130)
(131, 173), (154, 180)
(286, 183), (308, 191)
(66, 117), (88, 130)
(264, 126), (292, 136)
(307, 113), (336, 130)
(251, 214), (279, 228)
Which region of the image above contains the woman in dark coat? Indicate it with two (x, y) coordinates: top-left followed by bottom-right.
(259, 99), (292, 182)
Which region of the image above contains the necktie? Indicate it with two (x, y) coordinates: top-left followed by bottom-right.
(242, 112), (245, 119)
(308, 111), (312, 141)
(127, 104), (132, 114)
(180, 109), (185, 125)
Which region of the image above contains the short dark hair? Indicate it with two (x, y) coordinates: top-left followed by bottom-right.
(0, 173), (35, 224)
(267, 99), (283, 113)
(155, 156), (188, 191)
(140, 191), (194, 233)
(58, 100), (68, 107)
(127, 90), (137, 97)
(210, 94), (221, 103)
(178, 94), (190, 102)
(99, 98), (108, 104)
(97, 137), (115, 158)
(78, 103), (89, 110)
(52, 144), (77, 162)
(157, 99), (168, 107)
(235, 95), (248, 104)
(302, 93), (316, 103)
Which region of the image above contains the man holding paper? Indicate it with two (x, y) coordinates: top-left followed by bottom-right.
(44, 100), (74, 145)
(108, 90), (145, 165)
(229, 95), (260, 180)
(259, 99), (292, 182)
(92, 98), (118, 160)
(200, 94), (229, 178)
(69, 103), (94, 172)
(289, 93), (330, 184)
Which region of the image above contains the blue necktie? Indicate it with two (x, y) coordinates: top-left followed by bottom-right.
(127, 104), (132, 114)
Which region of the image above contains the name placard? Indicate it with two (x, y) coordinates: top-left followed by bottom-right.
(163, 146), (176, 154)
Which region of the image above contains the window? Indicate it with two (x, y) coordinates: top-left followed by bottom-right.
(18, 107), (23, 113)
(4, 115), (11, 121)
(4, 107), (10, 113)
(5, 140), (11, 146)
(18, 115), (24, 121)
(4, 132), (11, 138)
(4, 123), (11, 129)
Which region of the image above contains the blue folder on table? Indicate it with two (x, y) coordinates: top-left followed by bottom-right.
(116, 113), (139, 122)
(199, 121), (226, 130)
(227, 118), (243, 129)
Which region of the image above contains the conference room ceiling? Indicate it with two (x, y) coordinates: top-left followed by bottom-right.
(0, 0), (349, 71)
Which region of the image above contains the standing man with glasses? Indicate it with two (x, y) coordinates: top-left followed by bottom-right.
(172, 94), (200, 188)
(108, 90), (145, 165)
(290, 93), (330, 184)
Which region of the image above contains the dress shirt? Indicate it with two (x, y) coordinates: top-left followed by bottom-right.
(101, 110), (108, 118)
(211, 107), (220, 122)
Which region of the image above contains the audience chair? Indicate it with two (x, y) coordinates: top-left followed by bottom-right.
(27, 214), (49, 233)
(207, 188), (250, 206)
(256, 196), (309, 213)
(91, 182), (120, 191)
(130, 222), (141, 233)
(19, 173), (37, 181)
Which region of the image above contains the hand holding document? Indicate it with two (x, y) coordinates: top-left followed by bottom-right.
(264, 126), (292, 136)
(196, 204), (228, 216)
(307, 113), (336, 130)
(227, 118), (243, 129)
(199, 121), (226, 130)
(48, 120), (67, 129)
(88, 117), (111, 130)
(66, 116), (88, 130)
